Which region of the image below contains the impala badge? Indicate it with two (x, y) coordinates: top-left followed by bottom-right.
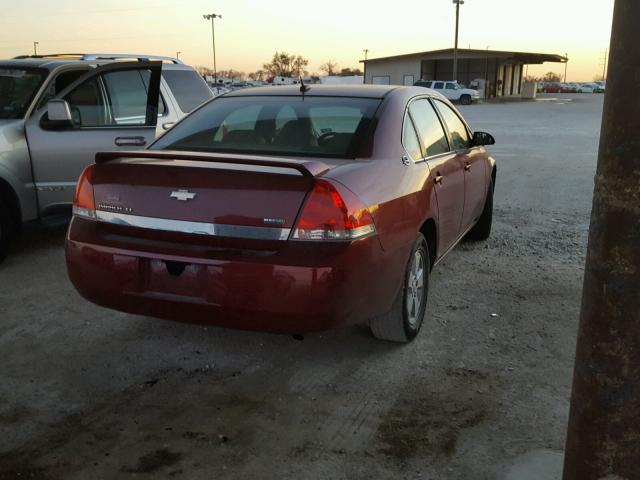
(170, 189), (197, 201)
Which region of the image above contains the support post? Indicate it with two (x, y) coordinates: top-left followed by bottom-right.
(563, 1), (640, 478)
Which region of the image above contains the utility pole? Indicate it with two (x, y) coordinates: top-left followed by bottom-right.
(33, 41), (38, 56)
(363, 49), (369, 61)
(203, 13), (222, 86)
(564, 52), (569, 82)
(563, 1), (640, 479)
(601, 48), (608, 81)
(176, 51), (181, 60)
(452, 0), (464, 82)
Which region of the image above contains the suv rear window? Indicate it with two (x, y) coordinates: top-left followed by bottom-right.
(162, 69), (213, 113)
(152, 96), (381, 159)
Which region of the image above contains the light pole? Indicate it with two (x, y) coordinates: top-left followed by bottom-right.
(176, 51), (181, 60)
(363, 49), (369, 61)
(564, 52), (569, 82)
(452, 0), (464, 82)
(203, 13), (222, 86)
(33, 41), (39, 56)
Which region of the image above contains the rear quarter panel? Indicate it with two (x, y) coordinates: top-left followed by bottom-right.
(326, 89), (441, 310)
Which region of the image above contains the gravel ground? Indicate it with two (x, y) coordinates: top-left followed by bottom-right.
(0, 93), (603, 479)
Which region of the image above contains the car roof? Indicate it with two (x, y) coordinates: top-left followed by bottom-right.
(1, 54), (189, 72)
(223, 84), (400, 99)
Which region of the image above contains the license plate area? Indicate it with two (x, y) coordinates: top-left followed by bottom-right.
(145, 259), (206, 298)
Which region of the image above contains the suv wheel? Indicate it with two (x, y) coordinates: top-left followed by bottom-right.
(370, 234), (430, 343)
(0, 198), (13, 263)
(460, 94), (472, 105)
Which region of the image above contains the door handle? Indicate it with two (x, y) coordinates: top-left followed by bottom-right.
(115, 136), (147, 147)
(162, 122), (175, 130)
(434, 175), (444, 185)
(464, 162), (471, 171)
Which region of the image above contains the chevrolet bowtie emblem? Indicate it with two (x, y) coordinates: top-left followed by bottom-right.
(170, 189), (197, 201)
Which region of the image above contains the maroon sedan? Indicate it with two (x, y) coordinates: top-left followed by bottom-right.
(66, 85), (496, 342)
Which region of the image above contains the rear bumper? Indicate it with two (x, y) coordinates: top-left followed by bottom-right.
(65, 217), (400, 333)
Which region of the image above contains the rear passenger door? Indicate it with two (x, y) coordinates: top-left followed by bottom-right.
(433, 99), (487, 233)
(407, 98), (465, 254)
(25, 61), (162, 213)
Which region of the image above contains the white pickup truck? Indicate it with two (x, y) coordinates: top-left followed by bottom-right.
(414, 80), (480, 105)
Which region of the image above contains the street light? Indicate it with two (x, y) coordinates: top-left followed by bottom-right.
(564, 52), (569, 82)
(452, 0), (464, 82)
(176, 51), (181, 60)
(203, 13), (222, 86)
(33, 41), (39, 56)
(363, 49), (369, 61)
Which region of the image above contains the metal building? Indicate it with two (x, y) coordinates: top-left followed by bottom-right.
(362, 48), (567, 98)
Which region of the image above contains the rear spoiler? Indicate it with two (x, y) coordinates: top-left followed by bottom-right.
(95, 150), (330, 179)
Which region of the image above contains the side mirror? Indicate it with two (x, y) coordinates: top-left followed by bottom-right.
(41, 99), (75, 130)
(472, 131), (495, 146)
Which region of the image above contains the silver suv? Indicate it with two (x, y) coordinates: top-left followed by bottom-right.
(0, 53), (213, 261)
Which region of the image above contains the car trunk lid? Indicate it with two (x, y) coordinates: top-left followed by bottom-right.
(91, 150), (332, 240)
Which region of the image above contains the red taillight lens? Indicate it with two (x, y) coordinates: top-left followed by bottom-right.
(292, 179), (376, 241)
(72, 165), (96, 220)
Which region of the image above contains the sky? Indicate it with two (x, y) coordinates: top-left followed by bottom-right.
(0, 0), (615, 81)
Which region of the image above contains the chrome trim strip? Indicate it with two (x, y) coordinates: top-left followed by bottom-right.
(94, 211), (291, 241)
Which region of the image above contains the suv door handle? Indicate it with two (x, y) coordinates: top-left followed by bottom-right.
(464, 162), (471, 171)
(115, 136), (146, 147)
(434, 175), (444, 185)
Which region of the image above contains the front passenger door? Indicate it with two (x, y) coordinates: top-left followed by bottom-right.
(25, 62), (161, 213)
(433, 99), (487, 232)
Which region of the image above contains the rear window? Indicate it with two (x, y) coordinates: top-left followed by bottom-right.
(152, 96), (381, 159)
(162, 69), (213, 113)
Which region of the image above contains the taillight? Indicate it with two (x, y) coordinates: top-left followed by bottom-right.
(72, 165), (96, 220)
(292, 179), (376, 241)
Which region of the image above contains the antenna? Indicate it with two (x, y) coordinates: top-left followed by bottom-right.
(299, 75), (310, 93)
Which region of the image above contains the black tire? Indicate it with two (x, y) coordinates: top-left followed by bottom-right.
(467, 178), (494, 241)
(460, 94), (472, 105)
(0, 198), (13, 263)
(370, 234), (430, 343)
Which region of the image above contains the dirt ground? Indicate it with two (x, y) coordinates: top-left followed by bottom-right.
(0, 94), (603, 479)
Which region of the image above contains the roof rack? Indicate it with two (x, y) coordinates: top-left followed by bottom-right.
(13, 53), (183, 64)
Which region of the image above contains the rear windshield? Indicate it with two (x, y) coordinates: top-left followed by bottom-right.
(152, 95), (381, 159)
(0, 67), (48, 119)
(162, 69), (213, 113)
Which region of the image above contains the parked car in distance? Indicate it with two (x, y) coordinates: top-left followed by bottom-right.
(576, 83), (596, 93)
(0, 53), (213, 261)
(414, 80), (480, 105)
(66, 85), (497, 342)
(541, 82), (562, 93)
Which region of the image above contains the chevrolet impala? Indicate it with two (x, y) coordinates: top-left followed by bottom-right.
(65, 85), (496, 342)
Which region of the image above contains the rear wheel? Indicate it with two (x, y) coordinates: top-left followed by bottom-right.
(467, 178), (494, 241)
(460, 94), (472, 105)
(370, 234), (429, 343)
(0, 199), (13, 263)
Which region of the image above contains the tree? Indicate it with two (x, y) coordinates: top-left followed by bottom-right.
(217, 69), (246, 80)
(543, 71), (562, 82)
(319, 60), (339, 76)
(248, 70), (267, 81)
(339, 67), (363, 77)
(195, 66), (214, 77)
(262, 52), (309, 78)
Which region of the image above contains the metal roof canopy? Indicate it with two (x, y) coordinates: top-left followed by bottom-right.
(361, 48), (567, 65)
